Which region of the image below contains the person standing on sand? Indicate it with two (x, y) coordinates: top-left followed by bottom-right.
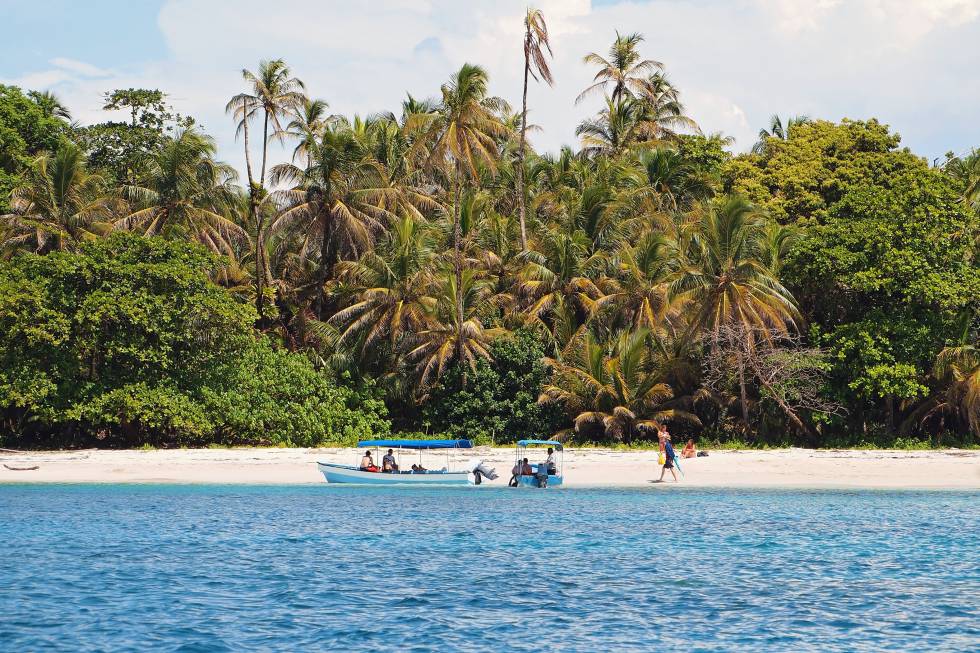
(657, 429), (679, 482)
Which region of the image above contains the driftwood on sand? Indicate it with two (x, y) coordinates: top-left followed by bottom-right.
(3, 464), (39, 471)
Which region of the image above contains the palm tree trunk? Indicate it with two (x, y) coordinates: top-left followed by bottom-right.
(254, 110), (271, 322)
(317, 190), (335, 321)
(453, 164), (465, 365)
(516, 45), (530, 250)
(241, 98), (264, 320)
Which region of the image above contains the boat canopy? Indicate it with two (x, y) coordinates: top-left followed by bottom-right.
(517, 440), (563, 450)
(358, 439), (473, 450)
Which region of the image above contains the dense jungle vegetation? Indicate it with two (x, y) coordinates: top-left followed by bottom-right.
(1, 18), (977, 448)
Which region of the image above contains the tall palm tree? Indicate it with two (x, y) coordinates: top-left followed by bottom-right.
(226, 58), (306, 318)
(576, 97), (647, 157)
(633, 72), (700, 142)
(1, 144), (112, 254)
(269, 121), (395, 318)
(516, 7), (554, 250)
(281, 97), (331, 165)
(419, 64), (508, 362)
(118, 129), (243, 254)
(673, 195), (800, 423)
(28, 90), (72, 121)
(577, 32), (662, 104)
(404, 266), (500, 390)
(541, 328), (696, 443)
(329, 215), (437, 367)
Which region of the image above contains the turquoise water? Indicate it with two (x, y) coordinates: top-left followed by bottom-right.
(1, 486), (977, 652)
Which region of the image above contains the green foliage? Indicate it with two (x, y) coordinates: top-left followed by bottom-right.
(0, 234), (389, 447)
(0, 85), (69, 212)
(75, 88), (195, 186)
(421, 330), (565, 443)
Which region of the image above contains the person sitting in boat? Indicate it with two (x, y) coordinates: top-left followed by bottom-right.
(521, 458), (533, 476)
(360, 450), (379, 472)
(508, 461), (522, 487)
(545, 447), (557, 475)
(382, 449), (399, 473)
(411, 463), (427, 473)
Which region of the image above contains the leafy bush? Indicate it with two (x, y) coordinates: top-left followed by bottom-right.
(421, 329), (566, 443)
(0, 234), (389, 447)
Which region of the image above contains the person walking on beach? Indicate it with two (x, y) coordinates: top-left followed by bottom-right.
(657, 428), (679, 482)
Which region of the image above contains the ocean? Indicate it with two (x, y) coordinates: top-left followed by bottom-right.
(1, 485), (977, 652)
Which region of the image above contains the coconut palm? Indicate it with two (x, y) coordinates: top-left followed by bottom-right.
(673, 195), (800, 423)
(577, 32), (662, 104)
(28, 90), (72, 121)
(418, 64), (508, 361)
(281, 97), (331, 165)
(1, 144), (112, 255)
(269, 121), (395, 318)
(404, 267), (500, 391)
(907, 312), (980, 436)
(226, 58), (306, 318)
(517, 226), (606, 334)
(541, 328), (696, 443)
(329, 215), (437, 367)
(117, 129), (243, 254)
(576, 97), (648, 157)
(515, 7), (555, 250)
(633, 72), (700, 142)
(751, 114), (810, 154)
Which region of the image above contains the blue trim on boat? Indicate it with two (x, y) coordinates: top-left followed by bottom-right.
(357, 439), (473, 449)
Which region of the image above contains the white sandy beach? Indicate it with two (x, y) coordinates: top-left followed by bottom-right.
(1, 446), (978, 488)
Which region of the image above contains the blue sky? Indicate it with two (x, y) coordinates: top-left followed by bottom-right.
(3, 0), (979, 174)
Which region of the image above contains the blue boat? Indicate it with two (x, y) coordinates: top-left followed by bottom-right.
(513, 440), (564, 488)
(317, 439), (498, 485)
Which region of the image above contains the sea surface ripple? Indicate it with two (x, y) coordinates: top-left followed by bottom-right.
(1, 485), (978, 652)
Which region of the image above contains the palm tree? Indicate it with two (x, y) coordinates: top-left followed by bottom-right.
(269, 121), (395, 318)
(515, 8), (554, 250)
(673, 195), (801, 424)
(226, 58), (306, 318)
(517, 226), (606, 336)
(541, 328), (696, 443)
(576, 97), (647, 157)
(118, 129), (243, 254)
(404, 266), (500, 391)
(419, 64), (508, 362)
(633, 72), (700, 142)
(577, 32), (662, 104)
(281, 97), (331, 165)
(908, 312), (980, 436)
(751, 114), (810, 154)
(1, 144), (112, 254)
(28, 90), (72, 121)
(329, 215), (437, 367)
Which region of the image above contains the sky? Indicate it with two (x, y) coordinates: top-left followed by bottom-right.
(3, 0), (980, 176)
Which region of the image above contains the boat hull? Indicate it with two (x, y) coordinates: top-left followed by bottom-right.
(317, 462), (474, 485)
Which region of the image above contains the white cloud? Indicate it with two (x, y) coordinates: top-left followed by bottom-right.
(3, 0), (980, 174)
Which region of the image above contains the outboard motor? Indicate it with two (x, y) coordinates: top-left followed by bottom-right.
(468, 459), (499, 484)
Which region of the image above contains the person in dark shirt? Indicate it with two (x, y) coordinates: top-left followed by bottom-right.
(657, 429), (679, 482)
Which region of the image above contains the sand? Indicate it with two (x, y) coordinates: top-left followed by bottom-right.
(1, 446), (978, 488)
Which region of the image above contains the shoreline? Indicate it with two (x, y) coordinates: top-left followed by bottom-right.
(2, 447), (978, 489)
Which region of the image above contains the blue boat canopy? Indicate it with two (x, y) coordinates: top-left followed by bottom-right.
(358, 439), (473, 450)
(517, 439), (563, 450)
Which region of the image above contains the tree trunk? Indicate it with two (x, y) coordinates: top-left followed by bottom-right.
(317, 189), (335, 321)
(515, 44), (530, 250)
(255, 110), (271, 322)
(737, 349), (750, 432)
(453, 164), (465, 365)
(241, 97), (264, 320)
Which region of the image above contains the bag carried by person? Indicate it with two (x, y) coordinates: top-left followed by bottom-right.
(658, 452), (666, 465)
